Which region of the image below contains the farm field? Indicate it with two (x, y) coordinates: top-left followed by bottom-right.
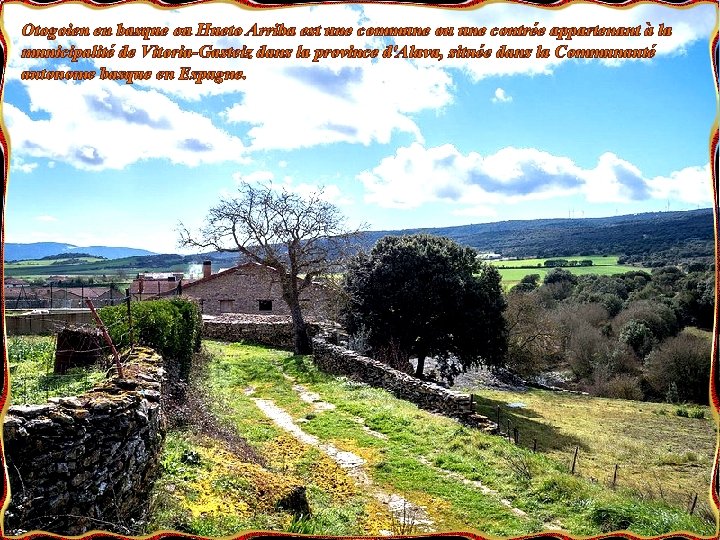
(487, 256), (649, 287)
(146, 341), (715, 537)
(4, 255), (191, 279)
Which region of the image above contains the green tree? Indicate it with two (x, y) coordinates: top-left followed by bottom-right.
(343, 234), (507, 378)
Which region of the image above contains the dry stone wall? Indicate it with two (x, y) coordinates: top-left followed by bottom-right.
(3, 347), (166, 535)
(203, 314), (321, 349)
(311, 337), (497, 433)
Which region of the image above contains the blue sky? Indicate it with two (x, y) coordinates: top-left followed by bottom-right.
(2, 2), (717, 253)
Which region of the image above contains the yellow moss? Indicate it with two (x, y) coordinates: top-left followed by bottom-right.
(179, 436), (306, 520)
(361, 497), (396, 535)
(305, 456), (358, 500)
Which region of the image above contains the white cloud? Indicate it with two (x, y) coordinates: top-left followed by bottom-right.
(233, 170), (275, 184)
(1, 2), (713, 162)
(4, 80), (247, 170)
(11, 156), (38, 173)
(358, 143), (712, 210)
(35, 215), (57, 222)
(647, 164), (712, 205)
(491, 88), (512, 103)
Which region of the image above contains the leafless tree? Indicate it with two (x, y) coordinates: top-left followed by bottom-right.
(178, 182), (363, 354)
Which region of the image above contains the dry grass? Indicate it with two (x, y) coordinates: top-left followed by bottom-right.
(469, 387), (716, 509)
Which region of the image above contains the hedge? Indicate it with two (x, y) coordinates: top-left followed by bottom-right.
(99, 298), (202, 380)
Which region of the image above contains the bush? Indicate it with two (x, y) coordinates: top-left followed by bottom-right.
(99, 298), (202, 380)
(601, 374), (645, 401)
(643, 333), (711, 404)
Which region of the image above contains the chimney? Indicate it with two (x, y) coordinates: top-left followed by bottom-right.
(203, 260), (212, 279)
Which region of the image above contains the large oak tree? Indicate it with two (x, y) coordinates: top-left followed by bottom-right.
(179, 182), (361, 354)
(343, 234), (508, 379)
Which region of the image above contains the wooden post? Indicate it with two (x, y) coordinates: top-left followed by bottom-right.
(689, 493), (698, 515)
(496, 405), (501, 425)
(533, 438), (537, 452)
(85, 299), (123, 379)
(513, 427), (519, 445)
(125, 289), (133, 346)
(612, 464), (619, 488)
(506, 419), (511, 440)
(571, 446), (579, 475)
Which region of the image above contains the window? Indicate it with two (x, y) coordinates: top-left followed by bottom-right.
(219, 300), (234, 313)
(258, 299), (272, 312)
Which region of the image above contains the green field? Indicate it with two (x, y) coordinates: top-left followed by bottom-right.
(488, 256), (648, 288)
(4, 255), (191, 279)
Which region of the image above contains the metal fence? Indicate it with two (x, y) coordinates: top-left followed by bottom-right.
(10, 370), (100, 405)
(4, 284), (128, 310)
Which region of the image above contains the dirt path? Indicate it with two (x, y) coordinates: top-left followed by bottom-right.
(252, 380), (434, 533)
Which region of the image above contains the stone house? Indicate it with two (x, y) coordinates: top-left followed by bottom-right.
(160, 261), (331, 319)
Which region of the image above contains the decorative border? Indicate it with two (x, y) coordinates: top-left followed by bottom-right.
(0, 1), (717, 540)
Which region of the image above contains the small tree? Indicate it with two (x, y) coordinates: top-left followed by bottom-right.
(179, 182), (362, 354)
(343, 234), (507, 378)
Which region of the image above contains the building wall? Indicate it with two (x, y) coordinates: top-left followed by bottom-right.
(180, 264), (330, 319)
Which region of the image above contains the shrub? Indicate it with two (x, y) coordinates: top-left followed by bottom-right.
(614, 300), (679, 342)
(602, 374), (645, 401)
(99, 298), (202, 380)
(619, 320), (655, 358)
(643, 333), (711, 404)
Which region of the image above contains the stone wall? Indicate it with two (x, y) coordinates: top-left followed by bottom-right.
(311, 337), (497, 433)
(3, 347), (166, 535)
(203, 314), (322, 349)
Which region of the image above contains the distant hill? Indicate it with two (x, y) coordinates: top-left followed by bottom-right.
(4, 208), (714, 269)
(356, 208), (715, 261)
(4, 242), (156, 261)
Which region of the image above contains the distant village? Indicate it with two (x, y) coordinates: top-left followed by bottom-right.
(4, 261), (328, 318)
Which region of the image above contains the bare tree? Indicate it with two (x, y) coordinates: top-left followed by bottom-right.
(178, 182), (362, 354)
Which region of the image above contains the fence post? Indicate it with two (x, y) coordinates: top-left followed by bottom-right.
(612, 464), (619, 488)
(571, 446), (579, 474)
(125, 289), (134, 347)
(85, 299), (124, 379)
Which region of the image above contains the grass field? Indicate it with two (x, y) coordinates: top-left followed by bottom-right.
(488, 256), (649, 288)
(7, 335), (106, 405)
(465, 387), (716, 518)
(147, 341), (716, 537)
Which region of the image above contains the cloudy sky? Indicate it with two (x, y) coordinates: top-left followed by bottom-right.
(2, 2), (716, 253)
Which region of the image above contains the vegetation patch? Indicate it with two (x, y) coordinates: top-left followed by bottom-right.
(100, 298), (202, 379)
(153, 341), (715, 537)
(8, 335), (105, 405)
(469, 387), (715, 518)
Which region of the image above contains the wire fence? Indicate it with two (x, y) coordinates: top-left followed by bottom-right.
(5, 281), (183, 310)
(10, 370), (102, 405)
(7, 301), (137, 405)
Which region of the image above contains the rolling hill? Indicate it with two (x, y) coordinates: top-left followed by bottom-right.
(4, 242), (156, 261)
(3, 209), (714, 275)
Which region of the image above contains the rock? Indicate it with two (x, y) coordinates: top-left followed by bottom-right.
(276, 485), (312, 517)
